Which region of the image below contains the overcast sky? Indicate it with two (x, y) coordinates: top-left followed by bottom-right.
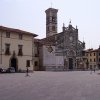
(0, 0), (100, 49)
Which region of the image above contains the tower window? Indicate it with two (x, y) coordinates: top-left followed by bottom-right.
(52, 26), (56, 31)
(47, 27), (49, 31)
(47, 17), (50, 22)
(52, 17), (56, 22)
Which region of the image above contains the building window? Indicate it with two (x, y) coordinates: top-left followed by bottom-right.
(19, 34), (23, 40)
(35, 54), (39, 57)
(90, 53), (92, 56)
(82, 51), (85, 56)
(26, 60), (30, 67)
(94, 53), (95, 56)
(94, 58), (95, 62)
(6, 32), (10, 38)
(18, 45), (23, 56)
(90, 59), (92, 62)
(99, 53), (100, 56)
(35, 61), (38, 66)
(5, 44), (10, 55)
(99, 58), (100, 62)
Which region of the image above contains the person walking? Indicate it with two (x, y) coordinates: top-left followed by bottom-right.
(93, 66), (96, 73)
(90, 66), (92, 74)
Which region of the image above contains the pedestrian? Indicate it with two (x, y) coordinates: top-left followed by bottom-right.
(90, 66), (92, 74)
(93, 66), (96, 73)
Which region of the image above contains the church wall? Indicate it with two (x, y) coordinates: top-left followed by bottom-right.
(43, 46), (56, 66)
(42, 45), (64, 71)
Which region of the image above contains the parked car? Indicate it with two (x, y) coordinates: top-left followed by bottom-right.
(0, 68), (3, 73)
(6, 67), (15, 73)
(0, 68), (6, 73)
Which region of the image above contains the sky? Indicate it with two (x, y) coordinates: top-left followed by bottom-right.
(0, 0), (100, 49)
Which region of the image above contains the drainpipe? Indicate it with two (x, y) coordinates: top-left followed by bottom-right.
(0, 32), (2, 65)
(32, 36), (34, 71)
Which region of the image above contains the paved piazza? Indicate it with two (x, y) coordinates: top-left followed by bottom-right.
(0, 71), (100, 100)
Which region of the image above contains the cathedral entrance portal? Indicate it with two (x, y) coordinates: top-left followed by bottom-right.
(10, 57), (17, 72)
(69, 58), (73, 70)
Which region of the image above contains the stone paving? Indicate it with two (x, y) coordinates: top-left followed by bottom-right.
(0, 71), (100, 100)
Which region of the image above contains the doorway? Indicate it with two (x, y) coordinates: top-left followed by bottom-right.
(10, 58), (17, 72)
(69, 58), (73, 70)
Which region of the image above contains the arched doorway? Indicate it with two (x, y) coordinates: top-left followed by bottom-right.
(10, 57), (18, 72)
(69, 58), (73, 70)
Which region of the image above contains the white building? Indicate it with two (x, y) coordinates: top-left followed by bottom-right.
(0, 26), (37, 72)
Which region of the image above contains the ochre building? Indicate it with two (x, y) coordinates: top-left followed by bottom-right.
(0, 26), (37, 72)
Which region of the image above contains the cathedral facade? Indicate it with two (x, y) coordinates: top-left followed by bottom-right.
(37, 7), (85, 71)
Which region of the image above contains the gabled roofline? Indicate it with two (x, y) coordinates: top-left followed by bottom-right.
(0, 26), (38, 37)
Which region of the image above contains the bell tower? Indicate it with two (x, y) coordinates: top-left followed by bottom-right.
(45, 8), (58, 37)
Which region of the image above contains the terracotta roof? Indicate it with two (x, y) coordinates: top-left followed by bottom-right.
(40, 32), (64, 46)
(85, 48), (100, 52)
(0, 26), (38, 37)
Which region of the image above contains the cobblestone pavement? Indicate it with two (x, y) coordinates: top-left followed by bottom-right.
(0, 71), (100, 100)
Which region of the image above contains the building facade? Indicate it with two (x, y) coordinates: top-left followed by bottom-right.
(34, 39), (40, 71)
(38, 8), (85, 71)
(0, 26), (37, 72)
(85, 47), (100, 70)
